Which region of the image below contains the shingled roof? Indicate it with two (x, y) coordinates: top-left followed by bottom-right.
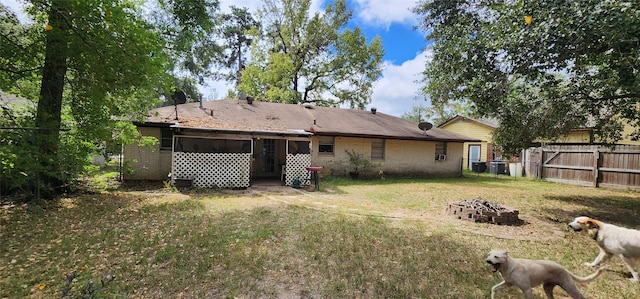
(143, 99), (479, 142)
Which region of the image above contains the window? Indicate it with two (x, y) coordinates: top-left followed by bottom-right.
(174, 137), (251, 153)
(160, 128), (173, 150)
(318, 136), (334, 154)
(288, 141), (310, 155)
(435, 142), (447, 161)
(371, 139), (385, 160)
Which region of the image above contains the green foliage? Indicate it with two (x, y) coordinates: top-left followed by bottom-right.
(153, 0), (222, 84)
(0, 99), (36, 193)
(0, 5), (43, 88)
(239, 0), (384, 108)
(344, 149), (371, 174)
(400, 104), (430, 123)
(413, 0), (640, 156)
(401, 101), (473, 126)
(0, 0), (221, 197)
(0, 99), (97, 196)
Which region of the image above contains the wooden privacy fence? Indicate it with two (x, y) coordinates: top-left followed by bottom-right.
(524, 145), (640, 190)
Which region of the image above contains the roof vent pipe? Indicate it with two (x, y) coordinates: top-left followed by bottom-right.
(199, 93), (204, 109)
(247, 96), (253, 105)
(371, 107), (377, 114)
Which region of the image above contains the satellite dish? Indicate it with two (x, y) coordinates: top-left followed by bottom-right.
(171, 90), (187, 104)
(418, 122), (433, 131)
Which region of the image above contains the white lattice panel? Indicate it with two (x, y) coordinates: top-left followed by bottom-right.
(172, 152), (251, 188)
(285, 154), (311, 186)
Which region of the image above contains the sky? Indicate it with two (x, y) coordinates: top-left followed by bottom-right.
(3, 0), (431, 117)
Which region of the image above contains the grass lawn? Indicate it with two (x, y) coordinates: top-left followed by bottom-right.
(1, 173), (640, 298)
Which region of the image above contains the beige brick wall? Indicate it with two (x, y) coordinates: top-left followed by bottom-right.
(312, 136), (463, 177)
(123, 127), (172, 181)
(124, 127), (466, 181)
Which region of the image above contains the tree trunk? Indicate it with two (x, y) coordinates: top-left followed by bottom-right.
(34, 0), (70, 198)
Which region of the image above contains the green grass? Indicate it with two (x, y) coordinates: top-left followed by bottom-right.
(1, 174), (640, 298)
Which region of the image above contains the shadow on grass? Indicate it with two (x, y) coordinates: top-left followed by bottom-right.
(0, 192), (493, 299)
(116, 180), (166, 192)
(541, 194), (640, 227)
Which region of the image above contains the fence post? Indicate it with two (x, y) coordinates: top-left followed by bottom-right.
(593, 149), (600, 188)
(537, 148), (544, 179)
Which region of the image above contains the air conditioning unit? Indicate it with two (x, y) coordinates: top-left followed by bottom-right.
(436, 154), (447, 161)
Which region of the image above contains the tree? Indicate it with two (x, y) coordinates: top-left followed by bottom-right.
(400, 104), (431, 123)
(0, 0), (220, 198)
(413, 0), (640, 156)
(400, 100), (471, 126)
(239, 0), (384, 108)
(215, 6), (260, 88)
(150, 0), (222, 85)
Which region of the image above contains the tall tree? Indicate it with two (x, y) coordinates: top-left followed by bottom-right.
(413, 0), (640, 156)
(1, 0), (220, 197)
(215, 6), (260, 88)
(239, 0), (384, 108)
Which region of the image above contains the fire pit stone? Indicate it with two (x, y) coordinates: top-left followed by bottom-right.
(446, 197), (521, 226)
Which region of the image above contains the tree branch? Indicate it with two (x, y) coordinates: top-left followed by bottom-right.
(0, 31), (27, 52)
(0, 65), (42, 75)
(589, 93), (640, 102)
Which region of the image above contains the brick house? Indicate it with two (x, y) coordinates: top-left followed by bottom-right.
(124, 98), (479, 188)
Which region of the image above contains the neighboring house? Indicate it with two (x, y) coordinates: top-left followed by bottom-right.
(124, 98), (479, 188)
(437, 115), (500, 170)
(552, 126), (640, 146)
(439, 114), (640, 172)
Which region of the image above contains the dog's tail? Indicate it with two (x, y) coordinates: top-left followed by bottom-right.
(571, 266), (605, 283)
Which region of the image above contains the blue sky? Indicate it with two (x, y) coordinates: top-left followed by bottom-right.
(4, 0), (431, 117)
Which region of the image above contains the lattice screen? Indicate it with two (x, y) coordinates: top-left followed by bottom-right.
(285, 153), (311, 186)
(172, 152), (251, 188)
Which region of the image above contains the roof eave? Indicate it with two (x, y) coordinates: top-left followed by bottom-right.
(312, 131), (479, 142)
(171, 125), (313, 137)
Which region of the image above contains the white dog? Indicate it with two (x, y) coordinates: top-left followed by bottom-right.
(486, 249), (603, 299)
(568, 216), (640, 282)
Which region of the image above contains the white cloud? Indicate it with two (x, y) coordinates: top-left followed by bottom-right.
(367, 49), (432, 117)
(351, 0), (418, 27)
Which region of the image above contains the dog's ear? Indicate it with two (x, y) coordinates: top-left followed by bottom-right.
(586, 220), (600, 229)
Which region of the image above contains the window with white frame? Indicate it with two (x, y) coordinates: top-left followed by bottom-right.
(371, 139), (385, 160)
(435, 142), (447, 161)
(318, 136), (334, 155)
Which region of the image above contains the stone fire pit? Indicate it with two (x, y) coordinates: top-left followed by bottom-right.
(446, 197), (522, 226)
